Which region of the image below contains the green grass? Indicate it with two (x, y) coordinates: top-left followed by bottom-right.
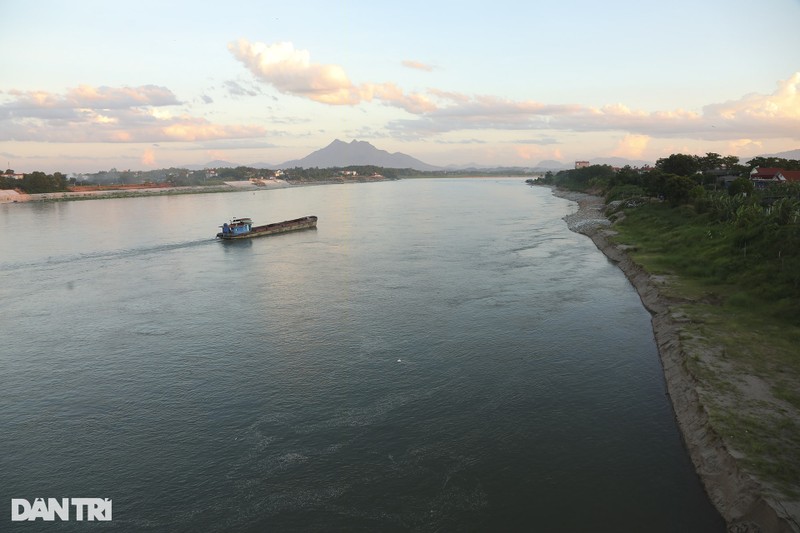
(613, 203), (800, 320)
(710, 409), (800, 498)
(610, 202), (800, 498)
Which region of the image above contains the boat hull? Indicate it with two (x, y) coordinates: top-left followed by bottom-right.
(216, 216), (317, 240)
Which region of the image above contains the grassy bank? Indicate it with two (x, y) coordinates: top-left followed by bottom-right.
(610, 202), (800, 498)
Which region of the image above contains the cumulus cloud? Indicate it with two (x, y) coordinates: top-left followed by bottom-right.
(141, 147), (157, 166)
(385, 73), (800, 143)
(234, 38), (800, 143)
(228, 39), (357, 105)
(229, 39), (435, 113)
(0, 84), (266, 143)
(228, 40), (799, 144)
(700, 73), (800, 139)
(611, 134), (651, 158)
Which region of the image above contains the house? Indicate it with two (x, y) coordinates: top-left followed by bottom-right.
(575, 161), (590, 169)
(749, 167), (797, 189)
(779, 170), (800, 183)
(750, 167), (783, 180)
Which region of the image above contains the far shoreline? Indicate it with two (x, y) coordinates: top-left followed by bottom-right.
(0, 178), (386, 204)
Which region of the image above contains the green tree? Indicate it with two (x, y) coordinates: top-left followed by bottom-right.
(728, 177), (754, 197)
(721, 155), (741, 171)
(20, 172), (53, 193)
(656, 153), (700, 176)
(663, 174), (696, 205)
(699, 152), (723, 172)
(17, 171), (68, 193)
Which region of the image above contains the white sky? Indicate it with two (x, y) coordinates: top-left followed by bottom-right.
(1, 0), (799, 172)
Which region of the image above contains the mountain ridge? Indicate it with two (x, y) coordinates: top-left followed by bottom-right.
(183, 143), (800, 172)
(278, 139), (440, 171)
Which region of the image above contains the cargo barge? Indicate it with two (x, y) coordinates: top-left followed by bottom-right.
(216, 215), (317, 240)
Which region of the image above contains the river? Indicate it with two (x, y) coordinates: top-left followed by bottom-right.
(0, 178), (723, 531)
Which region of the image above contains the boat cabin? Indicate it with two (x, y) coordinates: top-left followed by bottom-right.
(220, 217), (253, 236)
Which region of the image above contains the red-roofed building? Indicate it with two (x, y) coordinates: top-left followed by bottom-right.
(779, 170), (800, 182)
(749, 167), (800, 188)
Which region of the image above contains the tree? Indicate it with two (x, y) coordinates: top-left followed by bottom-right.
(728, 177), (754, 197)
(699, 152), (723, 172)
(721, 155), (740, 170)
(656, 153), (700, 176)
(663, 174), (696, 205)
(17, 171), (68, 193)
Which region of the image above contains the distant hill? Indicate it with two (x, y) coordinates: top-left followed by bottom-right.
(279, 139), (440, 171)
(249, 162), (278, 169)
(762, 148), (800, 160)
(535, 157), (651, 171)
(535, 160), (569, 170)
(591, 157), (652, 168)
(185, 159), (240, 170)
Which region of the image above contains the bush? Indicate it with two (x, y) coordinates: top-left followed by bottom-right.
(728, 177), (754, 197)
(691, 186), (711, 213)
(664, 175), (696, 206)
(605, 184), (646, 203)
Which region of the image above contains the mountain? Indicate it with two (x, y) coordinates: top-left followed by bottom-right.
(534, 157), (652, 171)
(279, 139), (440, 171)
(590, 157), (652, 168)
(535, 160), (570, 170)
(185, 159), (240, 170)
(762, 148), (800, 160)
(249, 162), (278, 169)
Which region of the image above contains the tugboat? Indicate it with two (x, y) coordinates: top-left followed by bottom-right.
(216, 215), (317, 240)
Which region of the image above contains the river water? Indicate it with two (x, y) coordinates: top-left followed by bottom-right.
(0, 179), (723, 531)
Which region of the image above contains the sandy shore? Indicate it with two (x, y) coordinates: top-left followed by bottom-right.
(551, 186), (799, 533)
(0, 178), (389, 204)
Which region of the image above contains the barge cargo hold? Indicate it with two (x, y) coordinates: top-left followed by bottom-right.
(216, 215), (317, 240)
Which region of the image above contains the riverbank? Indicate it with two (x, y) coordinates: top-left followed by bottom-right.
(0, 177), (383, 204)
(551, 186), (799, 532)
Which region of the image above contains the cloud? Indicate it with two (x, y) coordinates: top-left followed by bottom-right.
(386, 73), (800, 143)
(611, 134), (650, 158)
(512, 137), (561, 145)
(141, 147), (157, 166)
(402, 60), (435, 72)
(228, 39), (357, 105)
(229, 39), (435, 113)
(160, 117), (265, 141)
(229, 40), (799, 144)
(0, 84), (266, 143)
(223, 79), (263, 98)
(700, 73), (800, 139)
(1, 85), (179, 119)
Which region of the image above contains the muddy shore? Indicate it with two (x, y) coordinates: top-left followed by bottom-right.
(551, 186), (799, 533)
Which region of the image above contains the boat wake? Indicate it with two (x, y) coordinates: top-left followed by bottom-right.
(0, 238), (216, 273)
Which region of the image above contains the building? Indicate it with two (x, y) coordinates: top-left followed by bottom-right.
(575, 161), (590, 169)
(749, 167), (800, 188)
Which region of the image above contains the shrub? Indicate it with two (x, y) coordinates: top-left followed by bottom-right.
(605, 184), (646, 203)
